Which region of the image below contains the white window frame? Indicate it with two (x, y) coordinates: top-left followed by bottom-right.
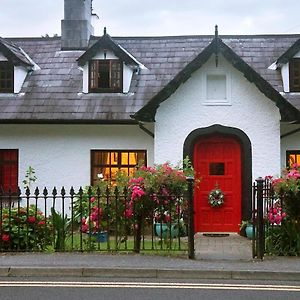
(202, 68), (232, 106)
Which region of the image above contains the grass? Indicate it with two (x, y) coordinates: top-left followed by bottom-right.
(45, 232), (188, 256)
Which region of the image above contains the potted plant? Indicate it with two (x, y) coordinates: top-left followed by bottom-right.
(240, 220), (254, 239)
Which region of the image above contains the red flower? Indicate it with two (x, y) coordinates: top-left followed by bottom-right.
(1, 234), (10, 242)
(27, 216), (36, 224)
(38, 220), (46, 226)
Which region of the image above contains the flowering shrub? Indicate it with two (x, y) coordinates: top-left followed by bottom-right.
(267, 201), (286, 225)
(0, 205), (52, 250)
(265, 165), (300, 255)
(271, 164), (300, 220)
(126, 162), (189, 223)
(73, 187), (109, 234)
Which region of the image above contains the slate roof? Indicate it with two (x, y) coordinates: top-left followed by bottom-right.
(0, 34), (300, 123)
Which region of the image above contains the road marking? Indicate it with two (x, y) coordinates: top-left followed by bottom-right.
(0, 281), (299, 292)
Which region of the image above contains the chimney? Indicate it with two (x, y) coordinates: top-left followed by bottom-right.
(61, 0), (94, 50)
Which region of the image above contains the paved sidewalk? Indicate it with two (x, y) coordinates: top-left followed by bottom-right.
(0, 234), (299, 281)
(0, 252), (300, 281)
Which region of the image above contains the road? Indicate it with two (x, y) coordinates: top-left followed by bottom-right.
(0, 278), (300, 299)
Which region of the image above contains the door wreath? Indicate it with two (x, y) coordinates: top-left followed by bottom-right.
(208, 184), (224, 208)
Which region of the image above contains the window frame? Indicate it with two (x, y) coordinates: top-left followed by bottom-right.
(286, 150), (300, 168)
(0, 61), (14, 93)
(0, 149), (18, 194)
(90, 150), (147, 186)
(88, 59), (123, 93)
(289, 58), (300, 92)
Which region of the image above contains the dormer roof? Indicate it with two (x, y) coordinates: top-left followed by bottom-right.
(277, 38), (300, 66)
(0, 37), (33, 67)
(77, 30), (140, 67)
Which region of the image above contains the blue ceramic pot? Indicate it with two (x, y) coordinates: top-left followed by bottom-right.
(91, 231), (108, 243)
(154, 223), (179, 239)
(245, 225), (254, 239)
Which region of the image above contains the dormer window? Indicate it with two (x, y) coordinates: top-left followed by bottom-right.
(89, 59), (122, 93)
(0, 61), (14, 93)
(289, 58), (300, 92)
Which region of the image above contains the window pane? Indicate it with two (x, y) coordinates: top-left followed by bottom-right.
(0, 62), (14, 93)
(209, 162), (225, 175)
(110, 152), (118, 165)
(121, 152), (129, 165)
(128, 152), (138, 166)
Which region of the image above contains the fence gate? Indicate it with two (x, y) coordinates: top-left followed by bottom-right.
(252, 177), (275, 259)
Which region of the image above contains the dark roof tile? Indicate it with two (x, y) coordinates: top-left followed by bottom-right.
(0, 34), (299, 123)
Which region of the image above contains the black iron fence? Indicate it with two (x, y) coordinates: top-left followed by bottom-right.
(252, 177), (283, 259)
(0, 182), (195, 257)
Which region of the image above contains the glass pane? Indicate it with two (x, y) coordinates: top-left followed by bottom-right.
(121, 152), (129, 165)
(209, 162), (225, 175)
(128, 152), (138, 166)
(136, 152), (146, 165)
(110, 152), (118, 165)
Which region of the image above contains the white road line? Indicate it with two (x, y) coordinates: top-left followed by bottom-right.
(0, 281), (299, 292)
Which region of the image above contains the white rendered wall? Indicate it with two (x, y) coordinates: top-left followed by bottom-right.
(14, 66), (27, 93)
(155, 55), (281, 180)
(0, 124), (154, 191)
(81, 49), (133, 93)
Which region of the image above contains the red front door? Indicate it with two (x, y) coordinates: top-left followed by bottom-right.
(193, 135), (241, 232)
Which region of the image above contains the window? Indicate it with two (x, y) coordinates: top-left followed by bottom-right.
(289, 58), (300, 92)
(91, 150), (147, 185)
(207, 74), (227, 100)
(0, 150), (18, 194)
(89, 59), (122, 92)
(202, 70), (231, 105)
(286, 150), (300, 168)
(0, 61), (14, 93)
(209, 162), (225, 175)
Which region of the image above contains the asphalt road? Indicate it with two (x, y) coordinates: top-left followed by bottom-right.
(1, 278), (300, 300)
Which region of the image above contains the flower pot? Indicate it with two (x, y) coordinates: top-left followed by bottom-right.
(154, 223), (179, 239)
(245, 224), (254, 239)
(91, 231), (108, 243)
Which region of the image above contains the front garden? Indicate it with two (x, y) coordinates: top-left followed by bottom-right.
(0, 161), (194, 256)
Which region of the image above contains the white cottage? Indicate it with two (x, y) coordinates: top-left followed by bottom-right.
(0, 0), (300, 233)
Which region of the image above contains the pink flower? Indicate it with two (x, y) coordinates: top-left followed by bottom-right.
(131, 186), (145, 200)
(90, 197), (96, 203)
(125, 208), (133, 219)
(81, 223), (89, 233)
